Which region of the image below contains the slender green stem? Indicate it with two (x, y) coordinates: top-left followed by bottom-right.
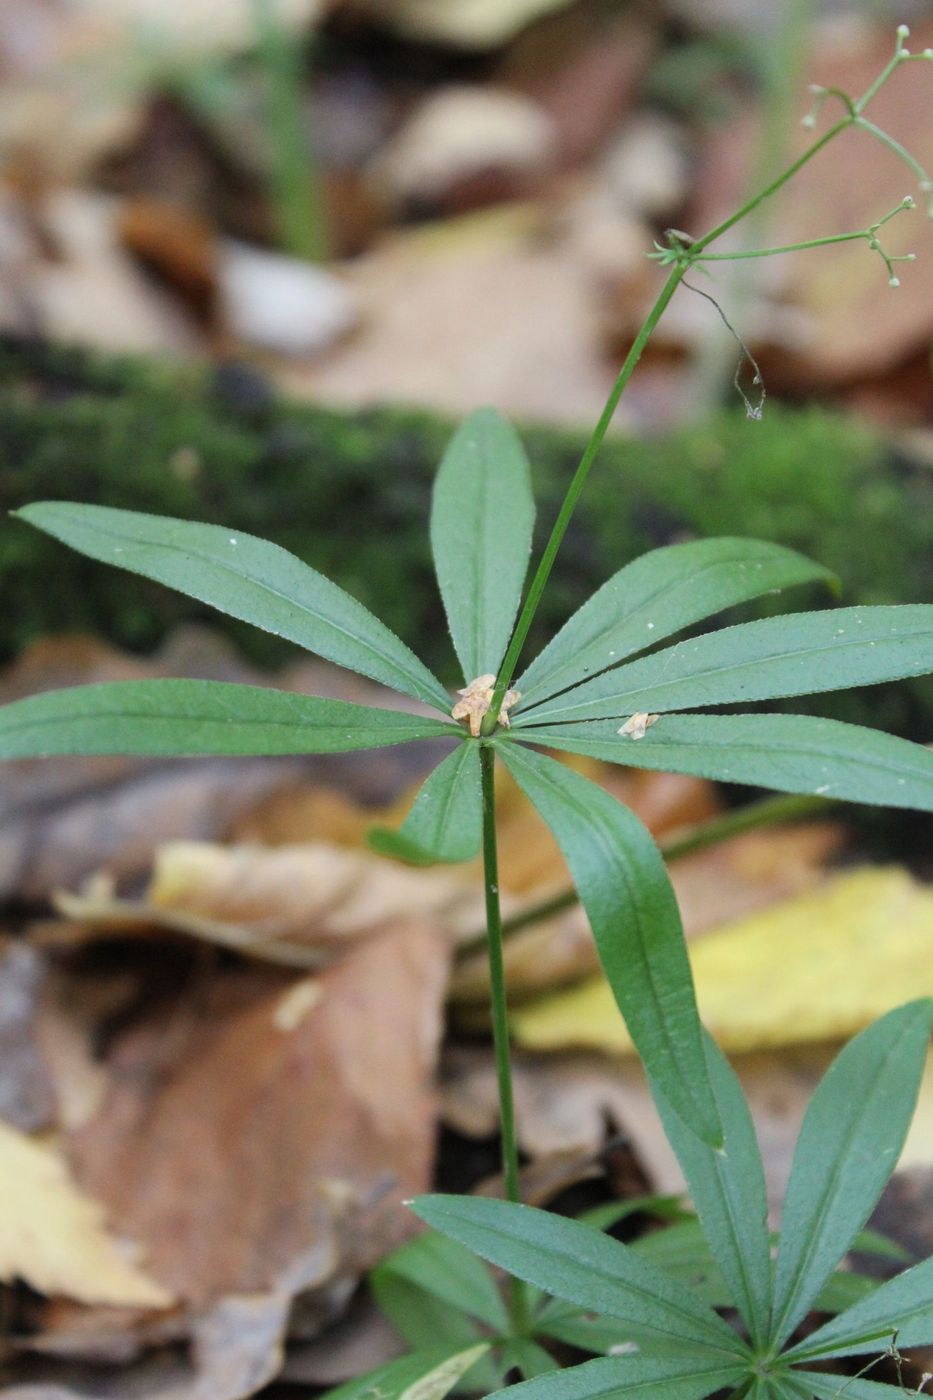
(481, 48), (926, 726)
(689, 230), (878, 259)
(854, 116), (930, 185)
(482, 266), (685, 730)
(457, 791), (835, 960)
(690, 117), (850, 256)
(479, 742), (530, 1335)
(254, 0), (328, 262)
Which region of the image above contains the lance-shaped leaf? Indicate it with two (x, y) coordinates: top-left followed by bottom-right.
(16, 503), (450, 710)
(485, 1351), (747, 1400)
(514, 606), (933, 725)
(785, 1374), (905, 1399)
(373, 1229), (508, 1333)
(430, 408), (534, 681)
(320, 1342), (491, 1400)
(771, 999), (933, 1349)
(515, 538), (834, 710)
(411, 1196), (747, 1359)
(368, 743), (482, 865)
(513, 713), (933, 812)
(653, 1033), (772, 1347)
(784, 1253), (933, 1365)
(497, 742), (722, 1146)
(0, 680), (457, 758)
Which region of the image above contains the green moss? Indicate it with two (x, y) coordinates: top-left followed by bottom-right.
(0, 338), (929, 736)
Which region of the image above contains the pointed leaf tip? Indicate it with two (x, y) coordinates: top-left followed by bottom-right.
(16, 502), (449, 710)
(431, 409), (534, 682)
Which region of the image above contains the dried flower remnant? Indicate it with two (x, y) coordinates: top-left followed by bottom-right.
(618, 712), (660, 740)
(451, 674), (521, 737)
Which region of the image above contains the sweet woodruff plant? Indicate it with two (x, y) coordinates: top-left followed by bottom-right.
(3, 27), (933, 1400)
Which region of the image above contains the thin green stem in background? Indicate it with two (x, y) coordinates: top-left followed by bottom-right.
(482, 265), (686, 731)
(253, 0), (328, 262)
(457, 791), (835, 959)
(484, 36), (926, 727)
(479, 743), (530, 1336)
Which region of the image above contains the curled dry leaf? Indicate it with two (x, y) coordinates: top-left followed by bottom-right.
(48, 839), (480, 966)
(0, 1120), (173, 1310)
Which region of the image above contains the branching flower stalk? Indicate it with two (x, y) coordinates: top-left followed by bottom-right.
(484, 24), (932, 735)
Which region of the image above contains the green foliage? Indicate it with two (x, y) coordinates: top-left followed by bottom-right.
(498, 743), (721, 1146)
(512, 712), (933, 810)
(4, 392), (933, 1393)
(652, 1033), (772, 1348)
(0, 679), (455, 757)
(15, 502), (449, 709)
(4, 32), (933, 1396)
(414, 1002), (933, 1398)
(431, 409), (535, 683)
(319, 1342), (491, 1400)
(515, 537), (836, 710)
(515, 606), (933, 723)
(771, 1000), (933, 1347)
(1, 341), (930, 738)
(368, 742), (482, 865)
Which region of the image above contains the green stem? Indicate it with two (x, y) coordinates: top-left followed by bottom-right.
(457, 791), (834, 960)
(479, 742), (530, 1335)
(689, 116), (851, 257)
(254, 0), (328, 262)
(690, 229), (875, 259)
(483, 265), (686, 730)
(484, 110), (866, 731)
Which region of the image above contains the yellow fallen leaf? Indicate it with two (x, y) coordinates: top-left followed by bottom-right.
(0, 1120), (173, 1308)
(513, 868), (933, 1055)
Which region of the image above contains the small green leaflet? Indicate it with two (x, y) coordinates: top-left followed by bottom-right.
(368, 743), (482, 864)
(652, 1033), (772, 1348)
(319, 1343), (491, 1400)
(484, 1351), (747, 1400)
(514, 606), (933, 725)
(497, 743), (722, 1147)
(0, 680), (457, 758)
(771, 999), (933, 1349)
(513, 712), (933, 812)
(412, 1196), (747, 1359)
(784, 1252), (933, 1364)
(17, 503), (450, 711)
(515, 537), (835, 709)
(430, 408), (535, 682)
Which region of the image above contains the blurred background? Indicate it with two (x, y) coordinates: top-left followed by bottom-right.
(1, 5), (933, 1397)
(0, 0), (931, 701)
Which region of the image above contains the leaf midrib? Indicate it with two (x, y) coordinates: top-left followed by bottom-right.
(517, 622), (933, 724)
(519, 548), (819, 707)
(37, 510), (446, 709)
(772, 1018), (916, 1346)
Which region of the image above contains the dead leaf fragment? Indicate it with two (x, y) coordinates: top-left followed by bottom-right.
(64, 923), (449, 1306)
(513, 868), (933, 1055)
(618, 712), (659, 740)
(0, 1120), (173, 1310)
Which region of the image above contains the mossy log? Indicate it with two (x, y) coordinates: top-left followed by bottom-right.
(1, 337), (929, 737)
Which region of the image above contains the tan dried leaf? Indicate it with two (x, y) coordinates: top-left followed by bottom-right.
(0, 1120), (173, 1309)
